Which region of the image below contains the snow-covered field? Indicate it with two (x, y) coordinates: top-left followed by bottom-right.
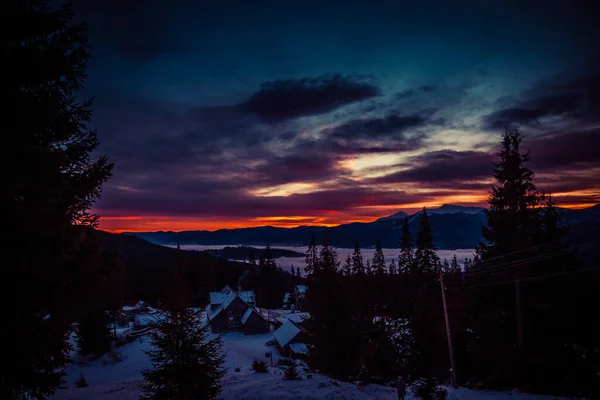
(173, 244), (476, 273)
(53, 332), (565, 400)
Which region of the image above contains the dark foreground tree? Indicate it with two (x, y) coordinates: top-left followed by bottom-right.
(398, 216), (414, 273)
(141, 254), (225, 400)
(3, 1), (112, 398)
(414, 209), (439, 273)
(304, 239), (360, 380)
(76, 307), (112, 356)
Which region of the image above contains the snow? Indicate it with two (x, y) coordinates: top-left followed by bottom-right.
(289, 342), (309, 355)
(241, 308), (253, 324)
(210, 290), (255, 305)
(283, 312), (309, 324)
(53, 329), (569, 400)
(274, 320), (301, 347)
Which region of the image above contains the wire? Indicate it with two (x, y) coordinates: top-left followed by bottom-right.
(442, 238), (600, 278)
(449, 265), (600, 289)
(455, 225), (600, 270)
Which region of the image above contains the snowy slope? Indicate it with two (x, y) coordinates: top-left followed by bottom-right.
(53, 332), (566, 400)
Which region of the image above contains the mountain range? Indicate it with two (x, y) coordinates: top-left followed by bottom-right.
(124, 204), (600, 250)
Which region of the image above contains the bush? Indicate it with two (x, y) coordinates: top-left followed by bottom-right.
(252, 359), (269, 373)
(75, 374), (88, 388)
(277, 357), (295, 367)
(234, 367), (241, 373)
(284, 363), (300, 380)
(413, 377), (447, 400)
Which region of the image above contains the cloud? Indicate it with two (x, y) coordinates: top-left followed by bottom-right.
(483, 73), (600, 130)
(328, 113), (428, 140)
(375, 150), (496, 184)
(238, 74), (380, 121)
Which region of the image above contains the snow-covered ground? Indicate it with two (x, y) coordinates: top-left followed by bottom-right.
(53, 331), (565, 400)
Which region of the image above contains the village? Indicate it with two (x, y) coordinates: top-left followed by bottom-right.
(113, 283), (310, 361)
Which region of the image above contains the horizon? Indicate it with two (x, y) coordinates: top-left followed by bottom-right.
(72, 1), (600, 233)
(107, 202), (598, 234)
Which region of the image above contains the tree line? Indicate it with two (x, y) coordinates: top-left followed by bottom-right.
(302, 129), (600, 399)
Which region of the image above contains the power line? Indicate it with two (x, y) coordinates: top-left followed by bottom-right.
(449, 265), (600, 289)
(443, 238), (600, 278)
(457, 225), (600, 270)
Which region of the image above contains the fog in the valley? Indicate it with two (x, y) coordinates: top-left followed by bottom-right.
(171, 244), (476, 274)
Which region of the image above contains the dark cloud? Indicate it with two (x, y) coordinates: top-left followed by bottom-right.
(328, 113), (428, 140)
(73, 0), (185, 60)
(375, 150), (496, 184)
(483, 73), (600, 130)
(238, 74), (380, 121)
(527, 128), (600, 170)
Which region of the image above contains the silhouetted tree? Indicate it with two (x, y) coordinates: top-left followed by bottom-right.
(141, 253), (225, 399)
(414, 209), (439, 273)
(371, 240), (387, 275)
(388, 259), (397, 275)
(304, 239), (359, 380)
(76, 307), (112, 356)
(342, 254), (352, 276)
(351, 241), (365, 275)
(365, 259), (373, 275)
(398, 216), (414, 274)
(305, 235), (320, 276)
(449, 254), (461, 274)
(3, 1), (113, 397)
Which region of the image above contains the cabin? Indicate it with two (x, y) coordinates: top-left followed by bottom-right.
(273, 319), (309, 357)
(207, 286), (268, 335)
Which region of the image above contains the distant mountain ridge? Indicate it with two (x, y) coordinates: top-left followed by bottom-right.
(123, 204), (600, 250)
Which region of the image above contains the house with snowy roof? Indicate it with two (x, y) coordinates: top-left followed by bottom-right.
(207, 285), (268, 334)
(273, 319), (309, 357)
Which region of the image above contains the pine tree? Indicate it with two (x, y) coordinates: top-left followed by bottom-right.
(76, 307), (112, 356)
(291, 265), (296, 277)
(141, 256), (225, 400)
(342, 254), (353, 276)
(4, 1), (113, 397)
(449, 254), (461, 273)
(305, 235), (320, 276)
(371, 240), (387, 275)
(351, 241), (365, 275)
(388, 259), (397, 275)
(398, 216), (414, 274)
(304, 238), (359, 380)
(365, 259), (373, 275)
(442, 258), (450, 273)
(414, 208), (439, 273)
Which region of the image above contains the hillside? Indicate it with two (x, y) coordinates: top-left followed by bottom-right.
(89, 230), (298, 305)
(124, 204), (600, 249)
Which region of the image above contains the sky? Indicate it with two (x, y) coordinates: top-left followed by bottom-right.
(71, 0), (600, 232)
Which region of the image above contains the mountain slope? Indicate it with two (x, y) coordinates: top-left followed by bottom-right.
(124, 204), (600, 250)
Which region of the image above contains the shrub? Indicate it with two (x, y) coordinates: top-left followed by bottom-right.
(277, 357), (295, 367)
(75, 374), (88, 388)
(413, 377), (447, 400)
(234, 367), (241, 373)
(252, 359), (269, 373)
(284, 363), (300, 380)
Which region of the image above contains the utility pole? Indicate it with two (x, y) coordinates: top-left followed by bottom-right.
(439, 269), (458, 388)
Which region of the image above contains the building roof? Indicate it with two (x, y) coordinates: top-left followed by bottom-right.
(241, 307), (267, 325)
(207, 291), (239, 321)
(274, 320), (301, 347)
(221, 285), (234, 293)
(210, 290), (255, 305)
(289, 342), (309, 355)
(284, 312), (309, 324)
